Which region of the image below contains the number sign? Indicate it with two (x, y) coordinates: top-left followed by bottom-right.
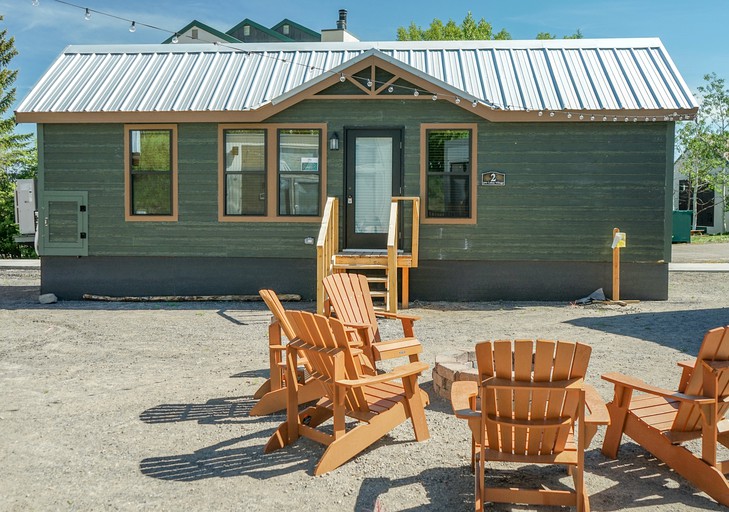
(481, 171), (505, 186)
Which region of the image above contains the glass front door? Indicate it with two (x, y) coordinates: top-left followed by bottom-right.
(345, 129), (403, 249)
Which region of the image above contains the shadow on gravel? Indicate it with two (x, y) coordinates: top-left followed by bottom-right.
(355, 468), (473, 512)
(231, 369), (270, 379)
(0, 284), (39, 304)
(588, 444), (724, 511)
(566, 307), (729, 354)
(412, 301), (529, 312)
(354, 446), (725, 511)
(139, 433), (303, 482)
(140, 396), (257, 425)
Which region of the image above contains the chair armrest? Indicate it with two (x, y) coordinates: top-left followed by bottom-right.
(372, 338), (422, 360)
(677, 360), (695, 370)
(342, 321), (371, 330)
(375, 311), (421, 322)
(337, 361), (429, 388)
(602, 372), (714, 405)
(703, 360), (729, 375)
(584, 384), (610, 426)
(339, 322), (370, 347)
(451, 381), (479, 420)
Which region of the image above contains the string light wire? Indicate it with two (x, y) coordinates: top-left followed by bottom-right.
(34, 0), (695, 121)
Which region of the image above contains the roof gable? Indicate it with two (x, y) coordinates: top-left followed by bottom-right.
(271, 19), (321, 40)
(162, 20), (241, 44)
(226, 19), (293, 42)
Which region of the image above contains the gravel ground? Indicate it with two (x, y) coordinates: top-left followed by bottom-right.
(1, 267), (728, 511)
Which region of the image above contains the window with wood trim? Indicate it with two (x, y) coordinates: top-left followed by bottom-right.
(218, 123), (326, 222)
(278, 129), (321, 216)
(425, 129), (472, 218)
(127, 127), (176, 218)
(224, 129), (267, 215)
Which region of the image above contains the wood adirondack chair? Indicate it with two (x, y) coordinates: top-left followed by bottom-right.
(322, 273), (423, 365)
(248, 290), (325, 416)
(264, 310), (430, 475)
(601, 325), (729, 506)
(450, 339), (609, 512)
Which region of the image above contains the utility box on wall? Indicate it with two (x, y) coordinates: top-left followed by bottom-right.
(672, 210), (692, 243)
(14, 178), (37, 237)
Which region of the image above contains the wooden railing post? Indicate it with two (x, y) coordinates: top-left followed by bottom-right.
(387, 201), (399, 313)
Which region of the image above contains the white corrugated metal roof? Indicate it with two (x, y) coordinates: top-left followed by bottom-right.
(17, 38), (698, 118)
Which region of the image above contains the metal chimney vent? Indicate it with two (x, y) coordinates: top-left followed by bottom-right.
(337, 9), (347, 30)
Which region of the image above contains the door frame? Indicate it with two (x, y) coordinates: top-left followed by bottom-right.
(343, 127), (404, 249)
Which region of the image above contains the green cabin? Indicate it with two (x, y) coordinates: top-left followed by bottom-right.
(16, 39), (698, 302)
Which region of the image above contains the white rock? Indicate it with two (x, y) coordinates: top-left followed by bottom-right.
(39, 293), (57, 304)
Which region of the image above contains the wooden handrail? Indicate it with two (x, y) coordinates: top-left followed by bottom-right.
(316, 197), (339, 314)
(386, 201), (399, 313)
(388, 197), (421, 312)
(391, 197), (420, 266)
(317, 196), (419, 314)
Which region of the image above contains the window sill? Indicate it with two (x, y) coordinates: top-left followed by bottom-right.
(125, 214), (178, 222)
(218, 215), (321, 223)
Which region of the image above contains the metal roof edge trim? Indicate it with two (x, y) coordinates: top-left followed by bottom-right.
(58, 37), (668, 54)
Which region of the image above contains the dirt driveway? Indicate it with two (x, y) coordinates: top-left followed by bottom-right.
(1, 267), (728, 511)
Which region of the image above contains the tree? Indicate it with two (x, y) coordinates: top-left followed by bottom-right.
(397, 12), (581, 41)
(676, 73), (729, 231)
(537, 29), (584, 40)
(0, 16), (36, 258)
(397, 12), (512, 41)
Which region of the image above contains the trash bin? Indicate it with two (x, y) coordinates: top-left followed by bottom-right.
(672, 210), (692, 243)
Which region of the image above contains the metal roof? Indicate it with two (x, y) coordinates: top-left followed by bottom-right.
(17, 38), (698, 118)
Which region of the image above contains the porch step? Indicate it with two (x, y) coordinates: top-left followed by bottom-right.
(332, 263), (388, 271)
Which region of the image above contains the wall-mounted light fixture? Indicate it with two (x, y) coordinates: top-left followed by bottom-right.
(329, 132), (340, 151)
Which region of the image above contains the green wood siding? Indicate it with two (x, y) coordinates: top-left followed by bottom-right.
(39, 99), (672, 263)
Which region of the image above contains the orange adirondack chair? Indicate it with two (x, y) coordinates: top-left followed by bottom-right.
(248, 290), (324, 416)
(264, 310), (430, 475)
(322, 273), (423, 365)
(601, 325), (729, 506)
(451, 339), (609, 512)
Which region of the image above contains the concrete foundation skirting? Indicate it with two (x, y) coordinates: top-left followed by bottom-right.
(411, 259), (668, 301)
(40, 256), (315, 300)
(39, 256), (669, 301)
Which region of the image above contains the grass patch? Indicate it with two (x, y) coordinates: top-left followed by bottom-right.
(691, 232), (729, 244)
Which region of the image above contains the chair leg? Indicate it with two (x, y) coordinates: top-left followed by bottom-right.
(402, 375), (430, 441)
(475, 448), (484, 512)
(602, 386), (632, 459)
(572, 464), (588, 512)
(314, 403), (410, 475)
(249, 379), (325, 416)
(253, 378), (271, 399)
(470, 435), (475, 473)
(264, 405), (329, 453)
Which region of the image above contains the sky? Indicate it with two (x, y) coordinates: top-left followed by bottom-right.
(2, 0), (728, 136)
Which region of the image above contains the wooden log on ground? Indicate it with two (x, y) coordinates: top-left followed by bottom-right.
(82, 293), (301, 302)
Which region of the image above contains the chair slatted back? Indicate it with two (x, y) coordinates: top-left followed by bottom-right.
(479, 339), (591, 456)
(673, 326), (729, 432)
(286, 310), (370, 414)
(323, 273), (380, 343)
(259, 289), (297, 342)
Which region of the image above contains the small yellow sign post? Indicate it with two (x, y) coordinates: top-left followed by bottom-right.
(611, 227), (626, 301)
